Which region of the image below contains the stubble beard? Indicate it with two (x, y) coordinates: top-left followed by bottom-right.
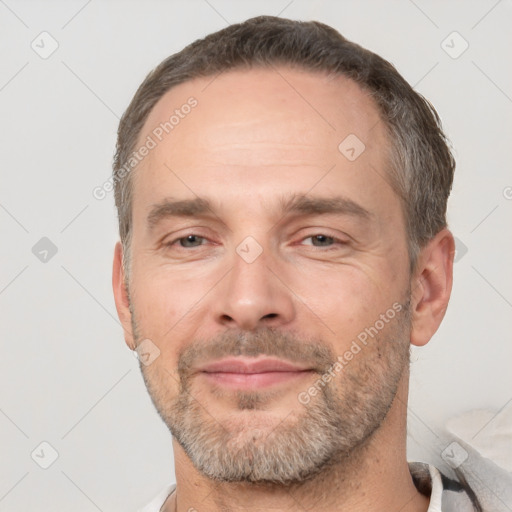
(132, 299), (411, 486)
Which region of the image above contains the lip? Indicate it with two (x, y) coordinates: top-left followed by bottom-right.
(199, 357), (314, 390)
(199, 357), (310, 374)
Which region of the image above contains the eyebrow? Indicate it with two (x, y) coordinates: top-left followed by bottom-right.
(146, 193), (372, 231)
(147, 197), (214, 231)
(279, 193), (373, 220)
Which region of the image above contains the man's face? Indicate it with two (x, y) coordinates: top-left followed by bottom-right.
(124, 67), (413, 483)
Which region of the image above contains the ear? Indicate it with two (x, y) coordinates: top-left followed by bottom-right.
(112, 241), (135, 350)
(410, 228), (455, 347)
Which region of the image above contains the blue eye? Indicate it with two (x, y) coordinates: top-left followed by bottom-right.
(308, 235), (335, 247)
(177, 235), (205, 247)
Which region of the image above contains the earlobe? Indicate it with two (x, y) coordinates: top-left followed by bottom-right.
(410, 229), (455, 347)
(112, 241), (135, 350)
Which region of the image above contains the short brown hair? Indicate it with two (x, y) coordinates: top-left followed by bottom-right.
(113, 15), (455, 273)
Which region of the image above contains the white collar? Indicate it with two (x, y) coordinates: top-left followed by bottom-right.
(139, 463), (446, 512)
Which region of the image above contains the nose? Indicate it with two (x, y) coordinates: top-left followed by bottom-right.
(212, 245), (296, 331)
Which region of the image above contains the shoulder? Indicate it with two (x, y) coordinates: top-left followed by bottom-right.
(409, 462), (480, 511)
(138, 483), (176, 512)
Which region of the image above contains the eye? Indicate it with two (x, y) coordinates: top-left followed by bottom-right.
(302, 234), (337, 247)
(171, 234), (206, 248)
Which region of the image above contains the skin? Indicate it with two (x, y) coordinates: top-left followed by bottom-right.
(112, 67), (455, 511)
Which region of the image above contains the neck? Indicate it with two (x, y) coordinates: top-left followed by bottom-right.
(162, 373), (430, 512)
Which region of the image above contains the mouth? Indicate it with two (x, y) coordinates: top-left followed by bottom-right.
(198, 357), (315, 390)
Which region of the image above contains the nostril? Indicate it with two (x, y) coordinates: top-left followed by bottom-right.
(263, 313), (278, 320)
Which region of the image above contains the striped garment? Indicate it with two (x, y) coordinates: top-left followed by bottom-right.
(409, 462), (479, 511)
(139, 462), (479, 511)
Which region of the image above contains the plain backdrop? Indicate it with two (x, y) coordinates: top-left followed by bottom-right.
(1, 0), (511, 510)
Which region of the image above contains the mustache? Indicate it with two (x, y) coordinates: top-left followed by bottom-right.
(177, 327), (336, 377)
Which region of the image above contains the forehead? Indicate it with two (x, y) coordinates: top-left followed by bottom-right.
(139, 66), (385, 159)
(132, 66), (396, 221)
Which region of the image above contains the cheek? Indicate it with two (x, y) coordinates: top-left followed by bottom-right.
(288, 263), (404, 343)
(129, 263), (222, 369)
(130, 265), (206, 327)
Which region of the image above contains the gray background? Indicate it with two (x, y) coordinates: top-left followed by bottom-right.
(1, 0), (511, 510)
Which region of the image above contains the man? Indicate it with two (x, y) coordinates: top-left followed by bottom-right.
(111, 16), (480, 511)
